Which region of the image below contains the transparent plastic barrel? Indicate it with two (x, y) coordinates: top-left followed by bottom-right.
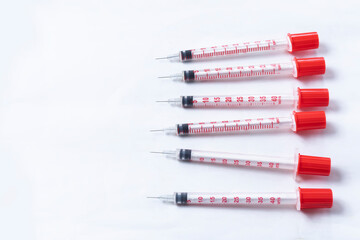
(176, 116), (294, 136)
(190, 62), (293, 81)
(184, 192), (297, 206)
(183, 39), (288, 62)
(180, 149), (295, 170)
(186, 94), (295, 108)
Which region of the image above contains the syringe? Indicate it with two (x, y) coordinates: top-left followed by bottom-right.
(157, 32), (319, 62)
(159, 57), (325, 82)
(152, 149), (331, 177)
(159, 88), (329, 109)
(148, 188), (333, 210)
(151, 111), (326, 136)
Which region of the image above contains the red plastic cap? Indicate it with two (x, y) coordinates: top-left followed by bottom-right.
(297, 88), (329, 108)
(293, 111), (326, 131)
(287, 32), (319, 52)
(297, 154), (331, 176)
(294, 57), (326, 78)
(298, 188), (333, 209)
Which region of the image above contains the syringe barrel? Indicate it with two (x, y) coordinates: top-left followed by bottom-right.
(176, 116), (294, 136)
(182, 62), (293, 82)
(175, 192), (297, 206)
(176, 149), (295, 170)
(182, 94), (296, 108)
(179, 39), (288, 62)
(179, 32), (319, 62)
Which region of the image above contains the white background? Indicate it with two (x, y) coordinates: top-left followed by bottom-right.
(0, 0), (359, 239)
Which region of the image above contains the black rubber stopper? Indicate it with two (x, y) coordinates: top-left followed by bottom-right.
(179, 149), (192, 161)
(181, 96), (194, 108)
(175, 192), (188, 205)
(183, 70), (195, 82)
(180, 50), (193, 61)
(176, 124), (189, 135)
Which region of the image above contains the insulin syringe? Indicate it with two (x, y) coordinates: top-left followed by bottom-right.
(157, 32), (319, 62)
(148, 188), (333, 210)
(159, 57), (325, 82)
(152, 149), (331, 177)
(159, 88), (329, 109)
(151, 111), (326, 136)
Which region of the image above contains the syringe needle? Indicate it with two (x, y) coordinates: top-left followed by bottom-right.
(150, 127), (176, 135)
(155, 54), (178, 60)
(158, 73), (183, 81)
(156, 98), (181, 105)
(150, 129), (164, 132)
(150, 151), (174, 155)
(146, 196), (169, 200)
(156, 100), (179, 103)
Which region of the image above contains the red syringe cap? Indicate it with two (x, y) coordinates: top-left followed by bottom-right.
(294, 57), (326, 78)
(298, 188), (333, 209)
(297, 88), (329, 108)
(297, 154), (331, 176)
(293, 111), (326, 131)
(287, 32), (319, 52)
